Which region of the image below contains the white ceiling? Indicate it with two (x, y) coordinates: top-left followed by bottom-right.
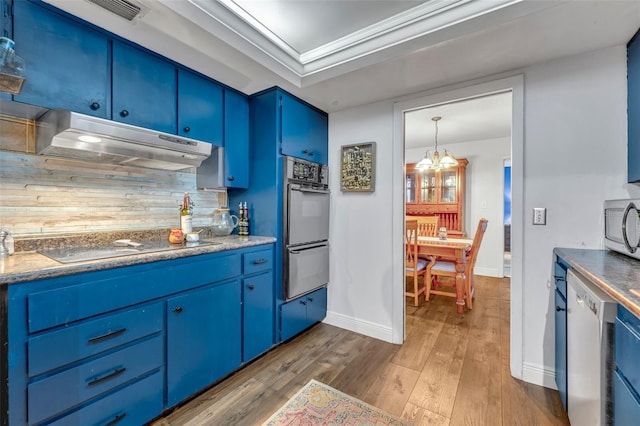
(404, 91), (512, 149)
(45, 0), (640, 118)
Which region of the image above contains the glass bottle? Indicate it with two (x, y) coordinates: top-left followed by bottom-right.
(180, 192), (193, 234)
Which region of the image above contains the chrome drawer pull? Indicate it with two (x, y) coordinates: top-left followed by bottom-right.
(104, 412), (127, 426)
(87, 367), (127, 387)
(251, 259), (268, 265)
(88, 328), (127, 344)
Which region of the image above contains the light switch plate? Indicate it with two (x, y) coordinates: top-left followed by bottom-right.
(533, 208), (546, 225)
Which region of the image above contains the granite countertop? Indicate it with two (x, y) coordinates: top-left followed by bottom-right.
(0, 235), (276, 286)
(554, 248), (640, 317)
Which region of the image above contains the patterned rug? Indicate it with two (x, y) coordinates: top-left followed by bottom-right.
(262, 379), (410, 425)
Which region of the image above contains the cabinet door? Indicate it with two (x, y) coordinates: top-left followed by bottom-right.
(178, 69), (223, 144)
(421, 171), (436, 203)
(440, 169), (457, 203)
(628, 33), (640, 183)
(243, 272), (273, 362)
(280, 93), (328, 164)
(112, 41), (177, 133)
(166, 280), (241, 407)
(280, 296), (309, 342)
(13, 1), (109, 117)
(614, 370), (640, 426)
(224, 90), (249, 188)
(554, 289), (567, 411)
(306, 287), (327, 325)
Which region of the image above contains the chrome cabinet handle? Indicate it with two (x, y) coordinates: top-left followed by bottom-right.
(556, 306), (565, 312)
(119, 110), (129, 118)
(88, 328), (127, 344)
(252, 259), (268, 265)
(172, 306), (183, 314)
(90, 102), (100, 110)
(227, 175), (235, 181)
(247, 284), (255, 290)
(183, 126), (191, 133)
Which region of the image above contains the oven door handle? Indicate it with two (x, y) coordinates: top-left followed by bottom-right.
(290, 186), (329, 195)
(289, 243), (328, 254)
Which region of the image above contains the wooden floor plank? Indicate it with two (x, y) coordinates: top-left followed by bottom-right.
(362, 362), (421, 416)
(407, 311), (471, 418)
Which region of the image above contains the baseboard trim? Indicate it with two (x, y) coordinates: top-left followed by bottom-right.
(521, 361), (557, 389)
(323, 311), (393, 343)
(473, 266), (503, 278)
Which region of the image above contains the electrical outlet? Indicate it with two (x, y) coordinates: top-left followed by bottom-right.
(533, 208), (546, 225)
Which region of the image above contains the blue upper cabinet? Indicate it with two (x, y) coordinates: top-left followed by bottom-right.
(178, 69), (223, 145)
(12, 0), (110, 117)
(112, 40), (177, 133)
(628, 31), (640, 183)
(224, 89), (249, 188)
(280, 92), (328, 164)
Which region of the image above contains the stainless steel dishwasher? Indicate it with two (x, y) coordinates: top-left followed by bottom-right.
(567, 269), (617, 426)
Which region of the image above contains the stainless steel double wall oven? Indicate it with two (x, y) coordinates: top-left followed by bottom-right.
(283, 156), (330, 300)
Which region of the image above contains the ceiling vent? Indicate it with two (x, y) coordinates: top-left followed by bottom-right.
(86, 0), (150, 21)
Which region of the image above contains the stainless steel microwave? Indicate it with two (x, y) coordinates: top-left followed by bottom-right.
(604, 199), (640, 260)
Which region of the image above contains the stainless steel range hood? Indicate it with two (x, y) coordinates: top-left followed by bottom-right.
(36, 109), (212, 171)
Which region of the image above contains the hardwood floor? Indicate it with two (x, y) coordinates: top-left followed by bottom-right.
(151, 276), (569, 425)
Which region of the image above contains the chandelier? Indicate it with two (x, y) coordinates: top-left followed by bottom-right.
(415, 116), (458, 171)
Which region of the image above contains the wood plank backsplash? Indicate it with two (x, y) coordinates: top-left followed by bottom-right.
(0, 115), (226, 236)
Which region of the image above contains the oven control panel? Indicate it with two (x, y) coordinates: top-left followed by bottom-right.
(286, 157), (328, 186)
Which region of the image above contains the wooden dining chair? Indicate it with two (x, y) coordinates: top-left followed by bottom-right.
(425, 218), (488, 309)
(405, 220), (432, 306)
(416, 215), (439, 237)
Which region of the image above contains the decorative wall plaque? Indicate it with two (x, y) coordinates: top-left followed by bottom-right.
(340, 142), (376, 192)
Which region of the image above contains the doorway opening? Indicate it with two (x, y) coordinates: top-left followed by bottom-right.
(392, 75), (524, 378)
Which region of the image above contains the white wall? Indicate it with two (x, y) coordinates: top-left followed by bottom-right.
(326, 102), (396, 340)
(326, 45), (640, 386)
(406, 137), (511, 277)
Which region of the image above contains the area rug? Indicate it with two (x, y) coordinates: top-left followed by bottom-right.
(262, 379), (410, 425)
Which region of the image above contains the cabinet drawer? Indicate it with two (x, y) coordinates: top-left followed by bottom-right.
(50, 370), (163, 426)
(616, 306), (640, 393)
(28, 267), (168, 333)
(243, 249), (273, 275)
(28, 335), (162, 425)
(614, 370), (640, 425)
(28, 303), (162, 377)
(173, 253), (241, 288)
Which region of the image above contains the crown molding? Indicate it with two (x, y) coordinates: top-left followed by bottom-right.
(159, 0), (556, 87)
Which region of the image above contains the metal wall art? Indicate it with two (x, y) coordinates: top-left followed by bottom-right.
(340, 142), (376, 192)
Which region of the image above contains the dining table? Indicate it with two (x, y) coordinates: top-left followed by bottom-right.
(417, 235), (473, 313)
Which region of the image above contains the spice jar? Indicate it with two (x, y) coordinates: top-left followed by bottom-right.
(169, 228), (184, 244)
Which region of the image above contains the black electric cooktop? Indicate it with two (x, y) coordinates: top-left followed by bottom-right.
(38, 239), (222, 264)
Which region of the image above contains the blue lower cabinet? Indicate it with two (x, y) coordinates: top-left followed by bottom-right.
(306, 287), (328, 325)
(166, 280), (242, 407)
(614, 370), (640, 425)
(243, 272), (274, 362)
(280, 287), (327, 341)
(28, 335), (162, 425)
(554, 289), (567, 411)
(6, 245), (274, 425)
(49, 370), (163, 426)
(614, 305), (640, 424)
